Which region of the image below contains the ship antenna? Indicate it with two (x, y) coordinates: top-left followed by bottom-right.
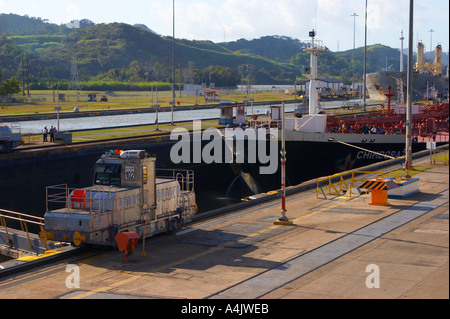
(314, 0), (317, 32)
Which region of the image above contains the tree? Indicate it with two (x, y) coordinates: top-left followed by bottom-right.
(0, 76), (21, 99)
(197, 65), (239, 87)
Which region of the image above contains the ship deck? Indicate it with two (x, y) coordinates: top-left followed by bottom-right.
(0, 156), (448, 303)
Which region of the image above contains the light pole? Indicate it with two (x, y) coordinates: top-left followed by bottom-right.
(429, 29), (435, 61)
(363, 0), (368, 111)
(171, 0), (175, 125)
(405, 0), (414, 178)
(154, 86), (160, 131)
(351, 13), (359, 92)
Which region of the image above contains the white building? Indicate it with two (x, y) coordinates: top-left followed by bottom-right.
(305, 78), (346, 94)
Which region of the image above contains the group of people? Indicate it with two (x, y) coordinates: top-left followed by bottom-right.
(337, 121), (386, 135)
(42, 126), (57, 142)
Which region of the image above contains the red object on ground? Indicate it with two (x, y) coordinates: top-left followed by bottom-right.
(115, 232), (140, 263)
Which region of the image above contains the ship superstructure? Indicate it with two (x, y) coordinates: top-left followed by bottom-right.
(367, 42), (448, 102)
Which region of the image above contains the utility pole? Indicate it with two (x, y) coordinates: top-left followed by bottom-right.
(171, 0), (175, 125)
(363, 0), (368, 111)
(26, 56), (30, 96)
(405, 0), (414, 178)
(20, 55), (30, 97)
(21, 55), (25, 96)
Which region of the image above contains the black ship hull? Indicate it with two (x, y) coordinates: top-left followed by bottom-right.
(0, 133), (444, 218)
(144, 132), (444, 199)
(240, 138), (437, 194)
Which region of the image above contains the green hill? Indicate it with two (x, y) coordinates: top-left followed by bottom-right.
(219, 36), (304, 63)
(2, 13), (447, 91)
(0, 14), (299, 87)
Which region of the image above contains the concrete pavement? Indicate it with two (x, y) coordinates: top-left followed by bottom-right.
(0, 159), (447, 300)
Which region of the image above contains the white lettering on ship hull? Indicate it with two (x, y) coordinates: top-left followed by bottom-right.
(356, 150), (403, 160)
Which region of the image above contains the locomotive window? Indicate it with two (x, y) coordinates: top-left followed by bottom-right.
(94, 164), (121, 186)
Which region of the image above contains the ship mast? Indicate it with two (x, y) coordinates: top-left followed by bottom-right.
(405, 0), (414, 178)
(304, 30), (326, 115)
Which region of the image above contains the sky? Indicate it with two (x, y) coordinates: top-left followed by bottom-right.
(0, 0), (448, 52)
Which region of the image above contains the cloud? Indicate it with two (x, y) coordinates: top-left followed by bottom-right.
(163, 0), (316, 42)
(209, 0), (313, 41)
(2, 0), (447, 52)
(181, 2), (224, 40)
